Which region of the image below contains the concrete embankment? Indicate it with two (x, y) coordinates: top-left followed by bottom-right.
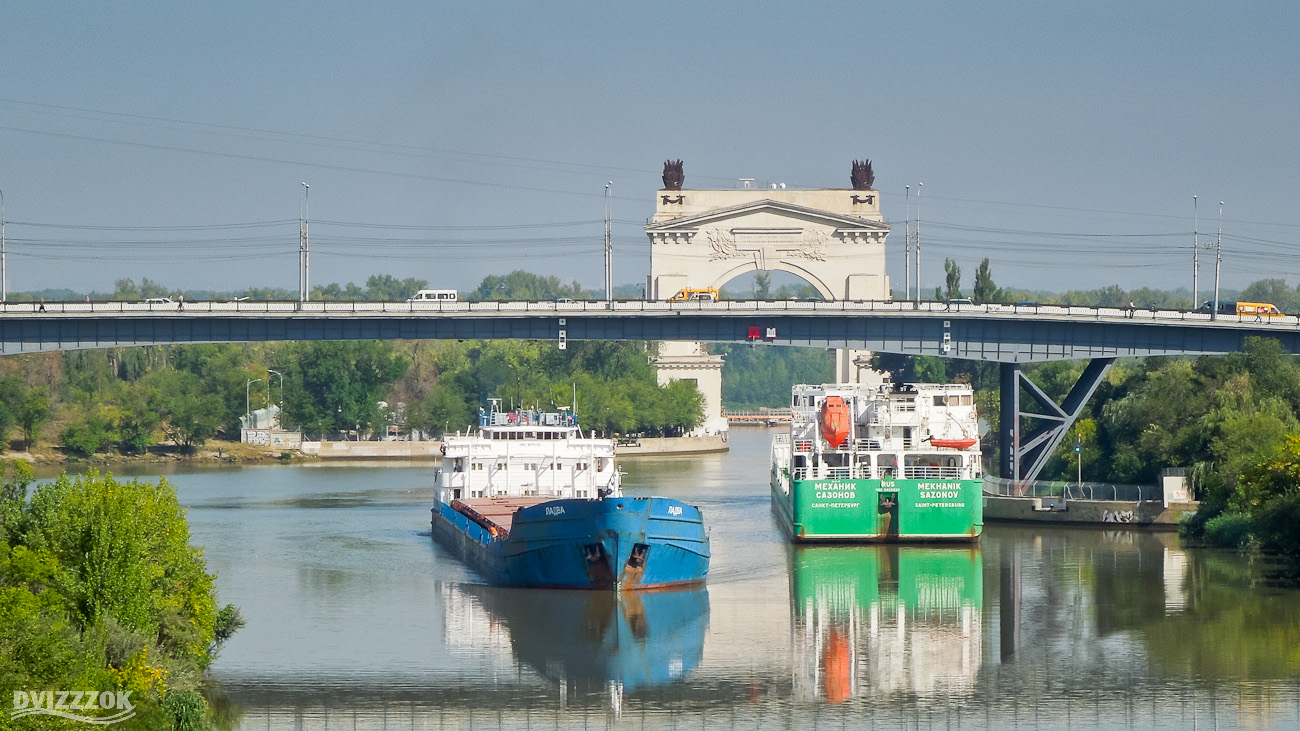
(983, 494), (1199, 529)
(613, 435), (730, 456)
(299, 435), (729, 460)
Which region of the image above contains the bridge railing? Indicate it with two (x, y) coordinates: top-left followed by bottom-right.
(2, 298), (1297, 327)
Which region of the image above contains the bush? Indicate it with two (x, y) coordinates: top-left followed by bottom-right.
(59, 420), (111, 457)
(1202, 513), (1256, 548)
(1253, 492), (1300, 556)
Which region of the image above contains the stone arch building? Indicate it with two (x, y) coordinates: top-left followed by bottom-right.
(645, 166), (892, 436)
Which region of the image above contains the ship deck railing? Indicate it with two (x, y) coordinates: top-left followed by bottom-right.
(792, 466), (873, 481)
(904, 465), (964, 480)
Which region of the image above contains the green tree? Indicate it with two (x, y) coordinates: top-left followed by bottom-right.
(364, 274), (429, 301)
(754, 271), (772, 299)
(972, 258), (1001, 303)
(409, 382), (476, 437)
(0, 375), (25, 450)
(2, 469), (243, 724)
(18, 390), (50, 450)
(1240, 278), (1299, 314)
(280, 341), (410, 435)
(472, 271), (582, 301)
(150, 370), (225, 449)
(943, 258), (962, 299)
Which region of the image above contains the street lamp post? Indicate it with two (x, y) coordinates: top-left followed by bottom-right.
(915, 182), (923, 306)
(0, 184), (6, 303)
(904, 185), (910, 302)
(1212, 201), (1223, 320)
(603, 182), (613, 306)
(267, 369), (284, 413)
(299, 183), (310, 302)
(1192, 195), (1198, 309)
(245, 378), (263, 424)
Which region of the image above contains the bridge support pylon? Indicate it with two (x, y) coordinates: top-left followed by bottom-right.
(999, 358), (1115, 490)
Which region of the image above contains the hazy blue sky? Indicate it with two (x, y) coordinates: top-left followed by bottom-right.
(1, 2), (1297, 297)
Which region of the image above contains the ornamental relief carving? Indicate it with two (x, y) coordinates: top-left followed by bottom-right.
(706, 229), (743, 260)
(787, 229), (829, 261)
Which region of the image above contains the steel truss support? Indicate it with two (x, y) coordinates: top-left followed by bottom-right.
(1000, 358), (1114, 488)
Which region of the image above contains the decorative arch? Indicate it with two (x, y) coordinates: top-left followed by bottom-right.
(645, 187), (892, 436)
(645, 195), (890, 303)
(709, 260), (835, 301)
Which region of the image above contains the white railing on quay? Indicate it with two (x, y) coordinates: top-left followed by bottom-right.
(983, 476), (1158, 502)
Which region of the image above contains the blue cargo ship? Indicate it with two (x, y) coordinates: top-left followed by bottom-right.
(431, 402), (709, 589)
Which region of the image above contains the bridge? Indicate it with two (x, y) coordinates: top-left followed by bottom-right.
(4, 297), (1298, 484)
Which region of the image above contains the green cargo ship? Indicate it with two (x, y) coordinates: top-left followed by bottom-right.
(771, 382), (983, 542)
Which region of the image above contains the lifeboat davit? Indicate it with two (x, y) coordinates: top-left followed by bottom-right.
(820, 396), (850, 448)
(928, 437), (977, 449)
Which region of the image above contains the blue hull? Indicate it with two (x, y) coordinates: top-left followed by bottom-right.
(431, 497), (710, 589)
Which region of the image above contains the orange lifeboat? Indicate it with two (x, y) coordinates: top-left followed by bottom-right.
(820, 396), (850, 449)
(929, 437), (977, 449)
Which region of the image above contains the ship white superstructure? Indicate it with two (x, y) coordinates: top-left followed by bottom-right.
(435, 402), (621, 504)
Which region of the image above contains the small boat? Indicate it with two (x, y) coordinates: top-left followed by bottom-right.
(819, 396), (851, 448)
(431, 401), (710, 589)
(927, 437), (977, 449)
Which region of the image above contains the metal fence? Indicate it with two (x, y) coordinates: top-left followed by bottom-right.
(983, 476), (1159, 502)
(3, 297), (1298, 326)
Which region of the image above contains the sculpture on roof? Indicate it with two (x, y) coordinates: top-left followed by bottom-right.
(662, 159), (684, 190)
(850, 159), (875, 190)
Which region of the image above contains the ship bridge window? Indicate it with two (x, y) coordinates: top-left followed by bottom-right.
(878, 454), (897, 476)
(471, 462), (484, 471)
(934, 395), (947, 406)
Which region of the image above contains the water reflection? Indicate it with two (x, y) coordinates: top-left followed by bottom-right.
(789, 545), (981, 703)
(442, 583), (709, 694)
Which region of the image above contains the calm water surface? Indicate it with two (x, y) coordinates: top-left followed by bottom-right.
(121, 429), (1300, 729)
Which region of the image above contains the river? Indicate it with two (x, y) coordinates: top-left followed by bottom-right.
(108, 429), (1300, 729)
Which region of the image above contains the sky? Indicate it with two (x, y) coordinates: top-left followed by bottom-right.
(1, 2), (1297, 298)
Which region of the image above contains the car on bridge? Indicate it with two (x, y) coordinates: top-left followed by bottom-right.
(668, 288), (719, 302)
(143, 297), (174, 306)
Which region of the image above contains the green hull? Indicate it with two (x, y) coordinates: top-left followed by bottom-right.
(771, 472), (982, 543)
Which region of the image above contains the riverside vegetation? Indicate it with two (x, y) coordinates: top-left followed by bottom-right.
(0, 463), (243, 728)
(0, 273), (706, 464)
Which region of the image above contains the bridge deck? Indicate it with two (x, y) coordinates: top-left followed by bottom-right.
(3, 299), (1298, 362)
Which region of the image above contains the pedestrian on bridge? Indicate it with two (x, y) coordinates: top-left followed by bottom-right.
(1127, 300), (1135, 318)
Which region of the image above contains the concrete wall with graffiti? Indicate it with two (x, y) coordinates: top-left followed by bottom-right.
(241, 429), (303, 448)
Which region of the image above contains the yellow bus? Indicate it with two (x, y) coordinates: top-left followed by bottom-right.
(1235, 302), (1284, 318)
(667, 288), (719, 302)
